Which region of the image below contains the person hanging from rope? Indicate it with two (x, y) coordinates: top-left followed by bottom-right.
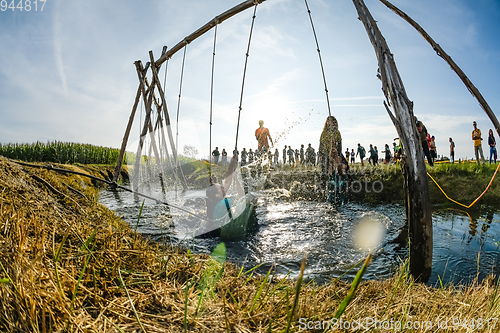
(255, 120), (273, 159)
(211, 156), (245, 221)
(318, 116), (342, 175)
(205, 175), (223, 220)
(318, 116), (341, 199)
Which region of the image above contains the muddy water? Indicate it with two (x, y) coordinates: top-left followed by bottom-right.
(99, 181), (500, 286)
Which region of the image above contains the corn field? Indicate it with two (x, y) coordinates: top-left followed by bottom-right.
(0, 141), (127, 165)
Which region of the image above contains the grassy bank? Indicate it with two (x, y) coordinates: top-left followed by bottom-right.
(2, 157), (500, 332)
(256, 161), (500, 207)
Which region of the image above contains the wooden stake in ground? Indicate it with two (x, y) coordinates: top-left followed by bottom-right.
(353, 0), (432, 281)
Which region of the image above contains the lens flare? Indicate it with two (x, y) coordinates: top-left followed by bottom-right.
(354, 215), (386, 251)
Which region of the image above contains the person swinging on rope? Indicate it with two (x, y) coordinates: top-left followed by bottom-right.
(255, 120), (273, 161)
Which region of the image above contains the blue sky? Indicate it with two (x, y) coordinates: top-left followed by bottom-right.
(1, 0), (499, 161)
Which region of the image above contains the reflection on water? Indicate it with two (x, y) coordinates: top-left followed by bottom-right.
(99, 184), (500, 286)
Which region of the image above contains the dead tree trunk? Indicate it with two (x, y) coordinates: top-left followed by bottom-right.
(353, 0), (432, 281)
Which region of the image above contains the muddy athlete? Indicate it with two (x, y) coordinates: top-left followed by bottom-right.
(318, 116), (341, 174)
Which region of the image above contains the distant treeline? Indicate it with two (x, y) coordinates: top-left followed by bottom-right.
(0, 141), (128, 165)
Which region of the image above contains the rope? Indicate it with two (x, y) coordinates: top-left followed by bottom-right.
(209, 24), (218, 183)
(304, 0), (332, 117)
(427, 163), (500, 209)
(162, 55), (169, 167)
(176, 44), (188, 152)
(8, 158), (210, 222)
(235, 4), (258, 151)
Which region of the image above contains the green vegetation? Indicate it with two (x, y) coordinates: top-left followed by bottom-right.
(0, 140), (126, 164)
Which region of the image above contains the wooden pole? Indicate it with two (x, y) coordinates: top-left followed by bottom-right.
(133, 62), (167, 193)
(132, 78), (154, 193)
(353, 0), (432, 281)
(379, 0), (500, 138)
(148, 50), (188, 190)
(154, 0), (266, 68)
(112, 84), (142, 182)
(148, 84), (175, 185)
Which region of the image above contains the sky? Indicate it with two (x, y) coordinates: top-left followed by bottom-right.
(1, 0), (500, 161)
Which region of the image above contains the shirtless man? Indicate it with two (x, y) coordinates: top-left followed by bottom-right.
(255, 120), (273, 149)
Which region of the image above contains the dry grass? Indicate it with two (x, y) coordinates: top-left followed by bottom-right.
(1, 157), (500, 332)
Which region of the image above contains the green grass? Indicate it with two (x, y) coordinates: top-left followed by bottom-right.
(0, 141), (126, 165)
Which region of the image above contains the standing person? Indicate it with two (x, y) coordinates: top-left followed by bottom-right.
(373, 146), (379, 165)
(300, 144), (305, 165)
(429, 136), (437, 162)
(274, 148), (279, 165)
(295, 149), (299, 166)
(248, 148), (254, 164)
(232, 148), (239, 158)
(392, 142), (397, 162)
(350, 149), (355, 164)
(368, 144), (375, 165)
(221, 149), (228, 166)
(267, 149), (273, 165)
(356, 143), (366, 166)
(241, 148), (247, 166)
(489, 129), (497, 164)
(212, 147), (220, 165)
(282, 145), (287, 165)
(416, 118), (433, 166)
(384, 144), (392, 164)
(345, 148), (350, 164)
(449, 137), (455, 163)
(287, 146), (295, 165)
(472, 121), (485, 164)
(255, 120), (273, 151)
(306, 144), (316, 166)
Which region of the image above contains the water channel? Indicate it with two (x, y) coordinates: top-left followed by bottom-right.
(99, 181), (500, 286)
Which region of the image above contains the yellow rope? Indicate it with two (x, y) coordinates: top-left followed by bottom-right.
(427, 163), (500, 209)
